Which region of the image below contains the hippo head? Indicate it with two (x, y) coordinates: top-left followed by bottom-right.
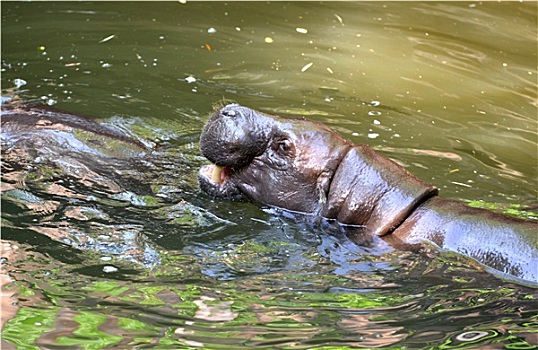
(198, 104), (351, 213)
(199, 104), (437, 236)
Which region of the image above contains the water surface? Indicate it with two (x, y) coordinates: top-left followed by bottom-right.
(1, 2), (537, 349)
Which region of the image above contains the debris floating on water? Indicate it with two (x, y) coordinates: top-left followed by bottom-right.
(99, 34), (115, 43)
(264, 37), (274, 44)
(296, 27), (308, 34)
(334, 13), (344, 24)
(452, 181), (472, 188)
(13, 78), (27, 88)
(301, 62), (313, 72)
(319, 86), (339, 91)
(185, 76), (197, 83)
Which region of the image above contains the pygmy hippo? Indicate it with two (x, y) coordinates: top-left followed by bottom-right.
(198, 104), (538, 285)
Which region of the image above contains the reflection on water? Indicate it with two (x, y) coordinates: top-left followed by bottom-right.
(1, 2), (537, 349)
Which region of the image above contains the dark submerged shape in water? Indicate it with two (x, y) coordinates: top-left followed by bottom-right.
(198, 104), (538, 285)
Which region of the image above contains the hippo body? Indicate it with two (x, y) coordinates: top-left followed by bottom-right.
(198, 104), (538, 284)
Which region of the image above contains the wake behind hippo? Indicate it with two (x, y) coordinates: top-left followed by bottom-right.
(198, 104), (538, 285)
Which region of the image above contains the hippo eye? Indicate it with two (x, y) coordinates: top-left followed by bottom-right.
(275, 138), (294, 157)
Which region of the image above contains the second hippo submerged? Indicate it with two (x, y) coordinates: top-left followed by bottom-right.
(198, 104), (538, 285)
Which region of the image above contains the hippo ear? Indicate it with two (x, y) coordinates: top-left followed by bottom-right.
(322, 145), (438, 236)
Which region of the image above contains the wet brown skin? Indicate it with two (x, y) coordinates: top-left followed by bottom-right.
(198, 104), (538, 284)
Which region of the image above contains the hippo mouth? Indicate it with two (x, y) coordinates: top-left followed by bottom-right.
(198, 163), (247, 201)
(204, 164), (230, 184)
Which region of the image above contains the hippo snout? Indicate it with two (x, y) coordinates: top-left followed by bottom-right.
(199, 105), (272, 168)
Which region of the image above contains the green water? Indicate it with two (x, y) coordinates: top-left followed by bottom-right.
(1, 2), (537, 349)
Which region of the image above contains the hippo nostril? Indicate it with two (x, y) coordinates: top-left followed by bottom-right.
(222, 109), (237, 118)
(221, 104), (242, 118)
